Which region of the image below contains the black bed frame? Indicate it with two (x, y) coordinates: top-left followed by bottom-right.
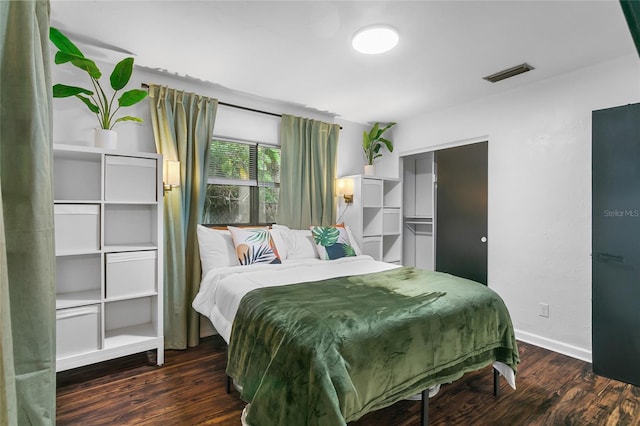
(224, 344), (502, 426)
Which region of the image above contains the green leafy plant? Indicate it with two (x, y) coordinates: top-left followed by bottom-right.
(362, 122), (396, 165)
(49, 27), (148, 130)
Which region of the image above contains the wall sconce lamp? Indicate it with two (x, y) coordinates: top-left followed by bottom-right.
(163, 160), (180, 195)
(336, 178), (354, 203)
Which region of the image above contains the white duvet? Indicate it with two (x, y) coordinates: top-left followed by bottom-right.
(192, 255), (397, 343)
(191, 255), (516, 389)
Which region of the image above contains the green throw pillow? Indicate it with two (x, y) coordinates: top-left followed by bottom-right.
(310, 225), (356, 260)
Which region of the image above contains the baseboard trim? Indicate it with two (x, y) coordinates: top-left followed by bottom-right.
(515, 329), (592, 363)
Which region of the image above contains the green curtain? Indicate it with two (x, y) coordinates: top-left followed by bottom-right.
(620, 0), (640, 57)
(148, 85), (218, 349)
(0, 180), (16, 426)
(277, 114), (340, 229)
(0, 0), (56, 424)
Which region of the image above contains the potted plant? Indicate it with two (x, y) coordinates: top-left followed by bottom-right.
(362, 122), (396, 175)
(49, 27), (148, 149)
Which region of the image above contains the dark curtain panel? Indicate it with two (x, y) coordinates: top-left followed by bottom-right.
(620, 0), (640, 57)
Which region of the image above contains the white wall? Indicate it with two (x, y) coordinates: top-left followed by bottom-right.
(52, 57), (370, 171)
(380, 54), (640, 362)
(52, 58), (363, 150)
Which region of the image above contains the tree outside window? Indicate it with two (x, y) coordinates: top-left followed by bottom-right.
(203, 139), (280, 225)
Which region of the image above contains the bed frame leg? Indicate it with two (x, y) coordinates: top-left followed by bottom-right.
(493, 368), (500, 397)
(421, 388), (429, 426)
(225, 344), (232, 394)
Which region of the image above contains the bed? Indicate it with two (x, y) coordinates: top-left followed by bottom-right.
(192, 225), (519, 426)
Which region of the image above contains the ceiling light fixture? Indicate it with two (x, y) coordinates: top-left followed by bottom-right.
(352, 25), (399, 55)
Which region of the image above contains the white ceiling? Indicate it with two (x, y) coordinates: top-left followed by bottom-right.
(50, 0), (636, 124)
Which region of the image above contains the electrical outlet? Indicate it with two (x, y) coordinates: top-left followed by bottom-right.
(539, 302), (550, 318)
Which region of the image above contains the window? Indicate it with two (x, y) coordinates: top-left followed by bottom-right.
(203, 138), (280, 225)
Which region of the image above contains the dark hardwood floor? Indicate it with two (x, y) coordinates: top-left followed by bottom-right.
(57, 336), (640, 426)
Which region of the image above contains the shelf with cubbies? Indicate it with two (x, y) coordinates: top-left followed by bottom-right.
(53, 144), (164, 372)
(337, 175), (402, 264)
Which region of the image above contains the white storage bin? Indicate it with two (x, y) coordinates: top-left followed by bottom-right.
(105, 156), (157, 202)
(106, 251), (157, 299)
(56, 305), (100, 358)
(383, 208), (401, 234)
(54, 204), (100, 253)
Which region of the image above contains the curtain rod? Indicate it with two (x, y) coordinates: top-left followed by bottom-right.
(141, 82), (281, 118)
(141, 83), (341, 128)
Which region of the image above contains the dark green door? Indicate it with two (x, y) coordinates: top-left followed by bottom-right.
(435, 142), (488, 285)
(592, 103), (640, 386)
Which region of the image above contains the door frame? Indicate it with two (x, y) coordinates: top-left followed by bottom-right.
(398, 135), (489, 158)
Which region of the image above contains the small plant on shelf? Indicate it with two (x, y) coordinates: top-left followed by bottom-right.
(49, 27), (147, 130)
(363, 121), (396, 165)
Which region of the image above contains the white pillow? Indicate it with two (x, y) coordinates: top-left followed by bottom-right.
(271, 224), (318, 260)
(270, 225), (290, 260)
(196, 225), (238, 273)
(287, 229), (320, 260)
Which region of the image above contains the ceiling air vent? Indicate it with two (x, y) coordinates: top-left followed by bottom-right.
(483, 63), (534, 83)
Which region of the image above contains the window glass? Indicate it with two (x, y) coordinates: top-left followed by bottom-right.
(203, 185), (251, 225)
(259, 186), (279, 224)
(204, 138), (280, 225)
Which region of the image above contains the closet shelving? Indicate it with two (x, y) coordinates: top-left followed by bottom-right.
(402, 152), (435, 270)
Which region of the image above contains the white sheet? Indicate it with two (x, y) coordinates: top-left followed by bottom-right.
(191, 255), (516, 389)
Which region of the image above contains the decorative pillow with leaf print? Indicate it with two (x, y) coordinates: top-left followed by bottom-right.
(228, 226), (282, 265)
(310, 225), (357, 260)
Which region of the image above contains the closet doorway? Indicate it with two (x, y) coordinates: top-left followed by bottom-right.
(402, 141), (488, 285)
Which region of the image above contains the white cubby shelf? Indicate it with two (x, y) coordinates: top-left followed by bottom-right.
(53, 143), (164, 372)
(337, 175), (403, 264)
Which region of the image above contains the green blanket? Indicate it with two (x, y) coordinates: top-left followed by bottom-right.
(227, 267), (519, 426)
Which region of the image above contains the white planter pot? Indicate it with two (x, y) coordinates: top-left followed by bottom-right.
(364, 164), (375, 176)
(95, 129), (118, 149)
